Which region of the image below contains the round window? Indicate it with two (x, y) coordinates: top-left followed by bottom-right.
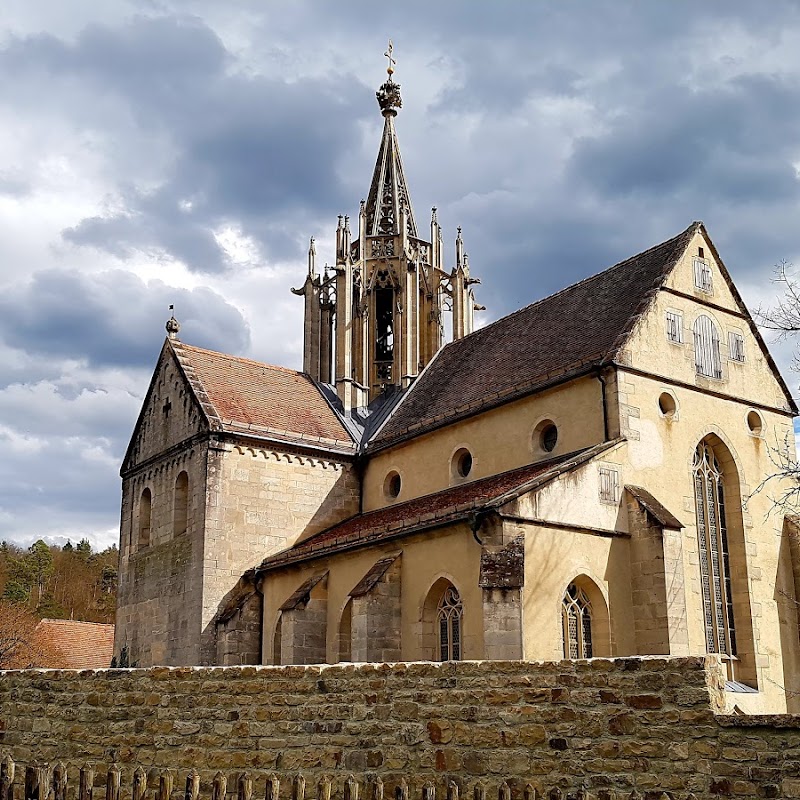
(541, 424), (558, 453)
(746, 410), (763, 436)
(384, 471), (402, 499)
(453, 448), (473, 479)
(658, 392), (677, 418)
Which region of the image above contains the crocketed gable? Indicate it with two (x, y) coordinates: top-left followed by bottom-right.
(369, 222), (700, 451)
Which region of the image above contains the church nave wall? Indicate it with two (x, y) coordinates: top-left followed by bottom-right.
(362, 376), (606, 513)
(261, 524), (486, 665)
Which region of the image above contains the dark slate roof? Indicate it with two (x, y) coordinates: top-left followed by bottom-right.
(369, 223), (701, 451)
(258, 441), (620, 571)
(626, 485), (684, 530)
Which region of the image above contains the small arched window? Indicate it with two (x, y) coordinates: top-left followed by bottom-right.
(562, 583), (593, 659)
(339, 600), (353, 663)
(693, 441), (736, 656)
(273, 614), (282, 665)
(693, 315), (722, 379)
(437, 585), (463, 661)
(138, 488), (152, 549)
(173, 471), (189, 536)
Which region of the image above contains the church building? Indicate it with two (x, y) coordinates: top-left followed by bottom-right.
(115, 57), (800, 714)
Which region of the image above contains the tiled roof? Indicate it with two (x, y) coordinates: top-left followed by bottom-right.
(173, 343), (356, 452)
(370, 223), (700, 450)
(259, 441), (619, 570)
(36, 619), (115, 669)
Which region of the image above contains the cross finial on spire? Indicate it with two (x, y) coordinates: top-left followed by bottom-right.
(384, 39), (396, 79)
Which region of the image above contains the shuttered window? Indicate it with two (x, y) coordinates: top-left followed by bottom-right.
(694, 315), (722, 378)
(693, 258), (713, 293)
(599, 467), (619, 504)
(729, 332), (745, 362)
(666, 311), (683, 343)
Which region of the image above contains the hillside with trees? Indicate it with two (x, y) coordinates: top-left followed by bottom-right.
(0, 539), (117, 623)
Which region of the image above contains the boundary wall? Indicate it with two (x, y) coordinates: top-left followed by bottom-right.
(1, 657), (800, 799)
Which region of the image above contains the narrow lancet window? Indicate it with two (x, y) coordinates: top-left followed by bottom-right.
(375, 286), (394, 381)
(562, 583), (593, 659)
(437, 585), (463, 661)
(138, 488), (152, 549)
(693, 441), (737, 656)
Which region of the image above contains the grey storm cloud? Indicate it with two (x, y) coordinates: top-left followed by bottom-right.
(2, 15), (368, 272)
(0, 269), (249, 371)
(2, 0), (800, 546)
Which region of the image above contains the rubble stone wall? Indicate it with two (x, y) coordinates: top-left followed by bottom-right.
(1, 657), (799, 800)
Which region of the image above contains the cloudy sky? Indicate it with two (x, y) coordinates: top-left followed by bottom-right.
(1, 1), (800, 549)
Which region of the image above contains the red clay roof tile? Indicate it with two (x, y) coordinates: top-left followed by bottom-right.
(173, 343), (355, 450)
(259, 442), (617, 570)
(36, 619), (115, 669)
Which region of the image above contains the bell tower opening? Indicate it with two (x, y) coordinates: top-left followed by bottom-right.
(375, 286), (394, 383)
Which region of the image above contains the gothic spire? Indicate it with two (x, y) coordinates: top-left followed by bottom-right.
(365, 44), (418, 239)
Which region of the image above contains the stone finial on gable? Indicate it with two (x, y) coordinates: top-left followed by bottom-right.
(166, 305), (181, 340)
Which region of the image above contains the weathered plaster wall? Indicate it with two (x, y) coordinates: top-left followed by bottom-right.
(1, 657), (800, 799)
(262, 525), (484, 665)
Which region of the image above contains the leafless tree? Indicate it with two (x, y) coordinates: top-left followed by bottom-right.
(753, 260), (800, 509)
(0, 600), (65, 668)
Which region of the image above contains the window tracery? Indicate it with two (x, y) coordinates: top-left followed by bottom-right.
(693, 441), (737, 656)
(562, 583), (593, 659)
(437, 585), (463, 661)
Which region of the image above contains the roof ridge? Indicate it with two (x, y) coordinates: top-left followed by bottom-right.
(451, 221), (700, 346)
(39, 619), (114, 627)
(177, 342), (305, 377)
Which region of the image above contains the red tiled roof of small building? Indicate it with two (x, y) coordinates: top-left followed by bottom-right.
(369, 223), (701, 451)
(259, 442), (618, 570)
(173, 343), (356, 451)
(35, 619), (115, 669)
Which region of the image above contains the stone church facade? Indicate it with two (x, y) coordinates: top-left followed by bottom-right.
(115, 63), (800, 714)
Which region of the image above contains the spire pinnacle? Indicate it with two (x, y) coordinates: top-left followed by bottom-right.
(307, 237), (316, 277)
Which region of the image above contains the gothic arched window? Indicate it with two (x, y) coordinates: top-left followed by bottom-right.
(437, 585), (463, 661)
(562, 583), (593, 659)
(694, 315), (722, 379)
(693, 441), (737, 656)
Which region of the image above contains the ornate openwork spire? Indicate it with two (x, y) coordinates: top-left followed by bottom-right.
(366, 42), (417, 238)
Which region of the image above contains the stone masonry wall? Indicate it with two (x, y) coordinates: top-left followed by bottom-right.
(1, 657), (800, 799)
(200, 444), (360, 664)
